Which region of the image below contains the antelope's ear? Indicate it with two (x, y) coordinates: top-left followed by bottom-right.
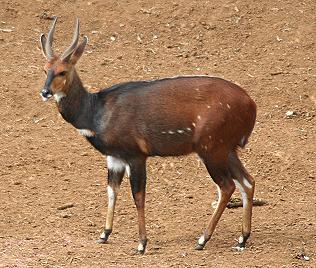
(40, 34), (48, 58)
(70, 36), (88, 65)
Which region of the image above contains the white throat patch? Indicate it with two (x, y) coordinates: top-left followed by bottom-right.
(77, 129), (95, 137)
(54, 92), (66, 103)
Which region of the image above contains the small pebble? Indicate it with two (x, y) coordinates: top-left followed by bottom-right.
(285, 110), (295, 118)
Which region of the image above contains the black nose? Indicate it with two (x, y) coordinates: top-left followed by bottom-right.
(41, 88), (52, 98)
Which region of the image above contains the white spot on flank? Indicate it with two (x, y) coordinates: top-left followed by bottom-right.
(233, 179), (248, 206)
(207, 105), (211, 109)
(195, 88), (200, 91)
(226, 104), (231, 109)
(161, 131), (167, 134)
(177, 129), (184, 134)
(192, 122), (196, 127)
(54, 92), (66, 103)
(186, 127), (192, 132)
(168, 130), (175, 134)
(77, 129), (95, 137)
(197, 115), (201, 120)
(219, 102), (223, 106)
(243, 177), (253, 189)
(208, 135), (212, 140)
(198, 235), (205, 245)
(107, 156), (126, 173)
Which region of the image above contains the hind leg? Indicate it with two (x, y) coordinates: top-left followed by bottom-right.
(228, 152), (255, 250)
(196, 157), (236, 250)
(128, 157), (148, 254)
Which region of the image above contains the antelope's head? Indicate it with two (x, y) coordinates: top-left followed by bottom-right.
(40, 17), (88, 102)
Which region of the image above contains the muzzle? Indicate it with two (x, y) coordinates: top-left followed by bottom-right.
(41, 69), (54, 101)
(40, 88), (53, 101)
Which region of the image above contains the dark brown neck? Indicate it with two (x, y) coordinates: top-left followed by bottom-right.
(57, 69), (96, 130)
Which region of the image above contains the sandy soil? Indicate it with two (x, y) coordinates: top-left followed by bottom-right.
(0, 0), (315, 267)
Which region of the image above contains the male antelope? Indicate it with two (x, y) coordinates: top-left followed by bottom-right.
(40, 18), (257, 254)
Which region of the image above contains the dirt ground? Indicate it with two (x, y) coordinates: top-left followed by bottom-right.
(0, 0), (315, 267)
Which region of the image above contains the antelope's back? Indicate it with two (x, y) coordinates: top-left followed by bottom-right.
(100, 76), (256, 156)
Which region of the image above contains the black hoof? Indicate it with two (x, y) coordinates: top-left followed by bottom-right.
(195, 244), (205, 250)
(97, 229), (112, 244)
(232, 234), (249, 251)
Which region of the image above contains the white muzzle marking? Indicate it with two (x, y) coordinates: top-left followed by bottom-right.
(40, 93), (52, 102)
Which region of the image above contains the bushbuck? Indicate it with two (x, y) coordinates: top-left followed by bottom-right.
(39, 17), (257, 254)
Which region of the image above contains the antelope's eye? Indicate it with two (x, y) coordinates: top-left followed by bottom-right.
(58, 71), (67, 77)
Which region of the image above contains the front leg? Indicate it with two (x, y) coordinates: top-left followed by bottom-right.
(97, 156), (125, 244)
(128, 157), (148, 254)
